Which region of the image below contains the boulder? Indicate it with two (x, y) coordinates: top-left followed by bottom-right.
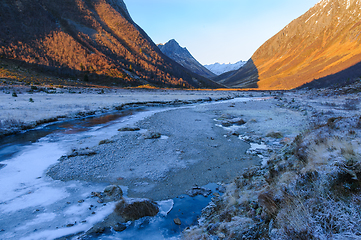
(118, 127), (140, 132)
(221, 118), (246, 127)
(142, 131), (161, 139)
(114, 198), (159, 221)
(186, 187), (212, 197)
(266, 131), (283, 139)
(174, 218), (182, 225)
(221, 121), (232, 127)
(91, 185), (123, 203)
(103, 185), (123, 202)
(113, 223), (127, 232)
(231, 118), (246, 126)
(67, 148), (97, 158)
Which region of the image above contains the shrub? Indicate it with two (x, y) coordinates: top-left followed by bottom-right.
(83, 74), (89, 82)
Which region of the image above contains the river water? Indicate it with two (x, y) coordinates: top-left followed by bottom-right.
(0, 105), (225, 240)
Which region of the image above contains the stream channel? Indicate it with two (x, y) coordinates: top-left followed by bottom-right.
(0, 100), (238, 240)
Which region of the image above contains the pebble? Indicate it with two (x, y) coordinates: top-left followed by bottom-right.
(32, 209), (40, 214)
(174, 218), (182, 225)
(113, 223), (127, 232)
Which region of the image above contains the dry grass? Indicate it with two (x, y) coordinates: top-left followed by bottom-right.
(184, 115), (361, 239)
(0, 118), (27, 135)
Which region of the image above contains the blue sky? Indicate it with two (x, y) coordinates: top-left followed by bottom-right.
(124, 0), (320, 65)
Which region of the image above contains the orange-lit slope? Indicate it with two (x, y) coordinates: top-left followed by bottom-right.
(0, 0), (219, 88)
(225, 0), (361, 90)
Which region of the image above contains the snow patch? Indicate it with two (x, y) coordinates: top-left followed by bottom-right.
(204, 61), (246, 75)
(19, 203), (116, 240)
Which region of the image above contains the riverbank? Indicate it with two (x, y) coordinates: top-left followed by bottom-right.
(3, 86), (361, 239)
(0, 87), (245, 137)
(183, 88), (361, 239)
(46, 95), (310, 201)
(41, 93), (309, 239)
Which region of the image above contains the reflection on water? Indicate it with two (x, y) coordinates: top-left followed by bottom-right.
(0, 108), (146, 161)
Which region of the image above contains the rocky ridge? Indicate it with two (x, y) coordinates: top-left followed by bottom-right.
(158, 39), (217, 79)
(0, 0), (219, 89)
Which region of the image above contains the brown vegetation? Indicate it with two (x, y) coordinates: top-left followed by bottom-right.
(0, 0), (219, 89)
(184, 115), (361, 239)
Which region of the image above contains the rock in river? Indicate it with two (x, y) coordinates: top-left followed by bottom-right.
(186, 187), (212, 197)
(114, 198), (159, 221)
(91, 185), (123, 203)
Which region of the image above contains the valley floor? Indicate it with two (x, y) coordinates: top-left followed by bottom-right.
(0, 86), (241, 137)
(1, 85), (361, 239)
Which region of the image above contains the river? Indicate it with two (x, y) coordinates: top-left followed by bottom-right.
(0, 103), (228, 240)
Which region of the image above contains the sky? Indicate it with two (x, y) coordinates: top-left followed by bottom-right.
(124, 0), (320, 65)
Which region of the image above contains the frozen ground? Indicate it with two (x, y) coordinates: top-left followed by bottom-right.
(183, 88), (361, 239)
(2, 87), (360, 239)
(0, 105), (189, 240)
(0, 90), (256, 240)
(0, 88), (242, 136)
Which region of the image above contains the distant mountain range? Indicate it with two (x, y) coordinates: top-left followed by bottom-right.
(218, 0), (361, 89)
(157, 40), (245, 78)
(0, 0), (220, 89)
(157, 39), (216, 79)
(204, 61), (246, 76)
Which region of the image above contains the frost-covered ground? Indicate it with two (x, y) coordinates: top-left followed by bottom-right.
(184, 88), (361, 239)
(0, 90), (255, 240)
(0, 107), (161, 239)
(0, 87), (242, 136)
(2, 86), (361, 240)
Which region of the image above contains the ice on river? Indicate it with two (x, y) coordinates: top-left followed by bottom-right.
(0, 137), (117, 239)
(0, 98), (248, 239)
(0, 108), (169, 239)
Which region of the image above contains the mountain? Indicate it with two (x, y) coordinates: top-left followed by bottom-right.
(157, 39), (216, 79)
(221, 0), (361, 90)
(0, 0), (220, 89)
(204, 61), (246, 76)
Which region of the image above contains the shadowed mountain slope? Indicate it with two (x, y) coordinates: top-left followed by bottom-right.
(158, 39), (216, 79)
(0, 0), (220, 88)
(222, 0), (361, 90)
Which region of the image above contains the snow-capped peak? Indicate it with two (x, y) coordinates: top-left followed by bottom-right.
(204, 61), (246, 76)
